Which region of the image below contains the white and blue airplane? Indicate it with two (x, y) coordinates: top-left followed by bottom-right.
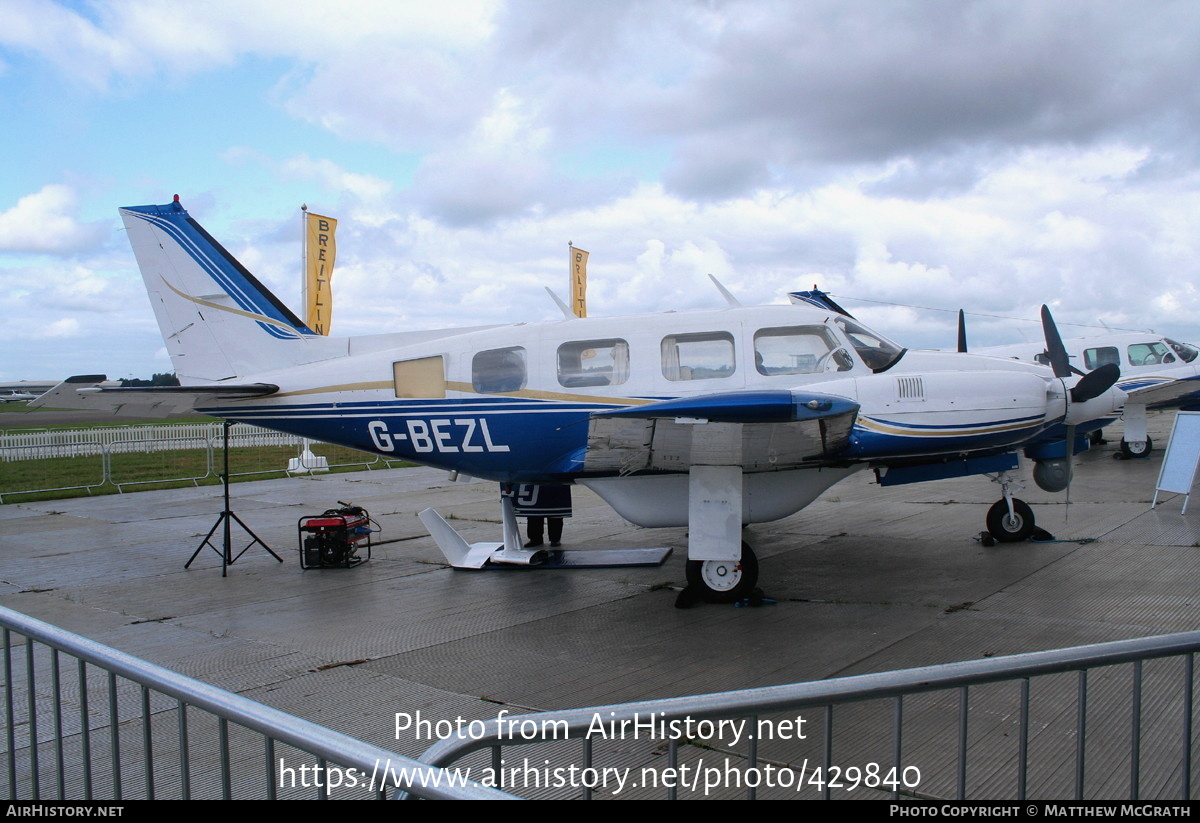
(33, 197), (1127, 602)
(980, 332), (1200, 459)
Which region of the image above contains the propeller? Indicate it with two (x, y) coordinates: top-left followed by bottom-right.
(1040, 304), (1120, 400)
(1037, 304), (1123, 526)
(1040, 305), (1071, 378)
(957, 309), (968, 353)
(1071, 363), (1120, 403)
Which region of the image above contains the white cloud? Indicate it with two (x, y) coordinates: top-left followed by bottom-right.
(5, 0), (1200, 376)
(36, 318), (81, 339)
(277, 155), (393, 205)
(0, 0), (498, 91)
(0, 185), (109, 254)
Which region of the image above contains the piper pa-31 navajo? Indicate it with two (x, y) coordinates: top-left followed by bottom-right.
(979, 332), (1200, 459)
(34, 198), (1127, 602)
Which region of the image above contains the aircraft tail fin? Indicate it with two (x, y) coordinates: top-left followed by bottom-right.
(120, 198), (340, 383)
(788, 288), (855, 318)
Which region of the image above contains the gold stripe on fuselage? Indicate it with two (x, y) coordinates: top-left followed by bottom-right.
(271, 379), (653, 406)
(857, 416), (1040, 438)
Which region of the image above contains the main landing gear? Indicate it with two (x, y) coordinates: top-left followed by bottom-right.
(685, 542), (759, 603)
(1118, 437), (1153, 459)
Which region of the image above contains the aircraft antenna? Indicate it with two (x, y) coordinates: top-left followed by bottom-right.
(708, 274), (741, 307)
(545, 287), (575, 319)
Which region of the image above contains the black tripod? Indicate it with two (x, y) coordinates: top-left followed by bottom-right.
(187, 420), (283, 576)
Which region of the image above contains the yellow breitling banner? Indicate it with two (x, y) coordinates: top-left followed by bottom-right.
(306, 212), (337, 335)
(571, 245), (589, 318)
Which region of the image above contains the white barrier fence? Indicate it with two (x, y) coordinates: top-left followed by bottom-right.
(1, 422), (298, 461)
(0, 422), (403, 502)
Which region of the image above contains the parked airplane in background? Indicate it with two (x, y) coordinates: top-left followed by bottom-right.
(34, 197), (1126, 602)
(979, 332), (1200, 459)
(0, 381), (54, 403)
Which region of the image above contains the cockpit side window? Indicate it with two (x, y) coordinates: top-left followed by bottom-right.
(753, 326), (850, 374)
(1166, 338), (1198, 363)
(833, 317), (904, 372)
(1127, 342), (1171, 367)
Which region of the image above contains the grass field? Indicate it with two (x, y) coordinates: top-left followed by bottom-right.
(0, 438), (412, 503)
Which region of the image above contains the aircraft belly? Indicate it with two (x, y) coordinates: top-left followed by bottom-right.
(580, 466), (864, 528)
(583, 413), (855, 473)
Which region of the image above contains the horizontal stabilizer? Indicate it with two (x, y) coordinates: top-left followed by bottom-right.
(591, 389), (858, 424)
(30, 375), (278, 419)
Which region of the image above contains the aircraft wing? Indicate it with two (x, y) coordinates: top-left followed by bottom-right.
(29, 375), (279, 418)
(1123, 375), (1200, 409)
(583, 390), (859, 473)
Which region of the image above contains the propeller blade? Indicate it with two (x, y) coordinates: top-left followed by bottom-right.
(1070, 363), (1121, 403)
(1041, 305), (1071, 379)
(957, 309), (968, 353)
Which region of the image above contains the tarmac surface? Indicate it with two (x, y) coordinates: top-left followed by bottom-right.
(3, 414), (1199, 800)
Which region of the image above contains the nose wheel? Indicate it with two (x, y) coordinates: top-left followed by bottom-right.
(985, 498), (1035, 542)
(685, 542), (759, 603)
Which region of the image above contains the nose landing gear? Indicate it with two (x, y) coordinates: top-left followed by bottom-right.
(985, 471), (1037, 543)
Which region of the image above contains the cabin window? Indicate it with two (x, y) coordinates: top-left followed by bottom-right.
(1083, 347), (1119, 370)
(472, 347), (527, 393)
(754, 326), (851, 375)
(557, 339), (629, 387)
(661, 331), (735, 381)
(1127, 342), (1172, 367)
(393, 356), (446, 398)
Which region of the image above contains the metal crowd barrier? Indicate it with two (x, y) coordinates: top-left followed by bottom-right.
(0, 423), (406, 503)
(416, 632), (1200, 800)
(1, 606), (515, 800)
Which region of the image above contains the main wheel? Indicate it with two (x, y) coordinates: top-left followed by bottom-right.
(986, 499), (1035, 543)
(1120, 437), (1153, 458)
(686, 542), (759, 603)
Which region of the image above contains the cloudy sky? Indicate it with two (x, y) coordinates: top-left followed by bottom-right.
(2, 0), (1199, 381)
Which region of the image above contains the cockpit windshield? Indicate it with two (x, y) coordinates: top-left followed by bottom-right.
(1166, 338), (1199, 363)
(833, 316), (905, 372)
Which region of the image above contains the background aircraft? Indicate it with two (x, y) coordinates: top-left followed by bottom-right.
(34, 198), (1125, 602)
(978, 332), (1200, 459)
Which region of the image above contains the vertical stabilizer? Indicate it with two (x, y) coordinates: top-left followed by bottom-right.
(120, 199), (337, 382)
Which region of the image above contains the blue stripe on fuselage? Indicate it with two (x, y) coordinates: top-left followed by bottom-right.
(206, 398), (616, 482)
(846, 421), (1044, 459)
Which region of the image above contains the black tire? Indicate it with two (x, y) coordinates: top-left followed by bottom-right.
(686, 542), (759, 603)
(1120, 437), (1152, 459)
(986, 499), (1035, 543)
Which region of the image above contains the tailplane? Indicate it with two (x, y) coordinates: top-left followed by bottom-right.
(120, 198), (340, 383)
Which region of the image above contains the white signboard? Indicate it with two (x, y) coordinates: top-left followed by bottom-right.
(1153, 412), (1200, 513)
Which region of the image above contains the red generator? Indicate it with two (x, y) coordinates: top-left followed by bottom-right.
(298, 502), (374, 569)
